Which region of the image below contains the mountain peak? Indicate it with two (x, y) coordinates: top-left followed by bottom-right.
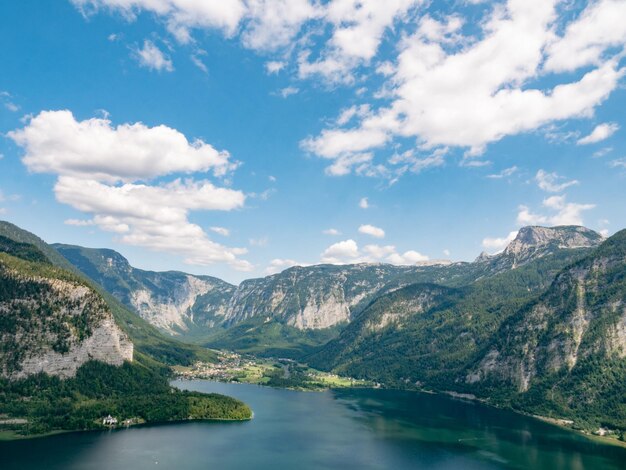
(504, 226), (603, 256)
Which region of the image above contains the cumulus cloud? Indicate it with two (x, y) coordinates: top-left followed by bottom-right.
(320, 239), (428, 265)
(322, 228), (340, 236)
(242, 0), (319, 51)
(264, 257), (307, 275)
(303, 0), (626, 176)
(9, 110), (235, 182)
(577, 122), (619, 145)
(266, 61), (286, 74)
(535, 169), (578, 193)
(358, 224), (385, 238)
(517, 195), (595, 227)
(135, 40), (174, 72)
(72, 0), (247, 42)
(320, 239), (359, 263)
(10, 110), (251, 270)
(482, 230), (518, 254)
(359, 197), (369, 209)
(72, 0), (422, 83)
(544, 0), (626, 73)
(298, 0), (422, 83)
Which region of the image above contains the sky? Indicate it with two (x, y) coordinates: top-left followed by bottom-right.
(0, 0), (625, 284)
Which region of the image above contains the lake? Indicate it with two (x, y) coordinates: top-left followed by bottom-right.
(1, 380), (625, 469)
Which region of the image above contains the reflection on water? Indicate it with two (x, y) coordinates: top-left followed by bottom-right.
(0, 381), (624, 470)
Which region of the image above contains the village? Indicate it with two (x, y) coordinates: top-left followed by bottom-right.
(171, 350), (372, 390)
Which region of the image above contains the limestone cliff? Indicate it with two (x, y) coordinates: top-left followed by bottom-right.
(467, 229), (626, 394)
(0, 254), (133, 380)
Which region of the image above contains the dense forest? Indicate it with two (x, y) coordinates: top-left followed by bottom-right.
(0, 361), (251, 436)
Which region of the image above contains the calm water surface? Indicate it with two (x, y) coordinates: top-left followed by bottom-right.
(2, 380), (625, 469)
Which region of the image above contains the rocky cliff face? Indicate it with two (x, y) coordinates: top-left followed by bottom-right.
(222, 263), (457, 330)
(0, 255), (133, 379)
(467, 229), (626, 393)
(53, 244), (235, 335)
(477, 226), (603, 272)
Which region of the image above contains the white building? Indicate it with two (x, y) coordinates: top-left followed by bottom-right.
(103, 415), (118, 426)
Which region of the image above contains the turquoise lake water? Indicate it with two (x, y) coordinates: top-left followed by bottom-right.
(1, 380), (625, 469)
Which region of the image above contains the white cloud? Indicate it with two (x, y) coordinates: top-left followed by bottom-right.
(535, 169), (578, 193)
(10, 110), (250, 270)
(264, 257), (307, 275)
(336, 105), (371, 126)
(73, 0), (422, 83)
(298, 0), (423, 83)
(443, 249), (450, 257)
(482, 230), (518, 254)
(388, 148), (446, 175)
(325, 153), (373, 176)
(54, 177), (250, 269)
(0, 190), (20, 203)
(4, 102), (19, 112)
(64, 218), (95, 226)
(278, 86), (299, 98)
(610, 158), (626, 169)
(386, 249), (428, 265)
(577, 122), (619, 145)
(359, 197), (369, 209)
(135, 40), (174, 72)
(322, 228), (340, 236)
(72, 0), (247, 42)
(487, 166), (518, 179)
(320, 239), (360, 263)
(544, 0), (626, 73)
(210, 226), (230, 236)
(358, 224), (385, 238)
(9, 110), (235, 183)
(249, 236), (269, 247)
(266, 61), (286, 74)
(190, 50), (208, 73)
(517, 195), (595, 227)
(592, 147), (612, 158)
(304, 0), (625, 176)
(1, 91), (19, 112)
(320, 239), (428, 265)
(242, 0), (319, 51)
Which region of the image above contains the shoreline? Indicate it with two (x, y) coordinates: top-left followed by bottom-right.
(180, 377), (626, 449)
(0, 414), (253, 442)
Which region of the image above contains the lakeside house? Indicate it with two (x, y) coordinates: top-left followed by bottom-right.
(103, 415), (118, 426)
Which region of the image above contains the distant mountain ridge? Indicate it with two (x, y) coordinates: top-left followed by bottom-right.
(53, 244), (235, 336)
(52, 225), (603, 358)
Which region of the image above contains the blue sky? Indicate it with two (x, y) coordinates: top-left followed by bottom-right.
(0, 0), (625, 283)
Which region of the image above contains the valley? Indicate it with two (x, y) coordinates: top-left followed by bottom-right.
(1, 220), (625, 451)
(172, 351), (373, 390)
